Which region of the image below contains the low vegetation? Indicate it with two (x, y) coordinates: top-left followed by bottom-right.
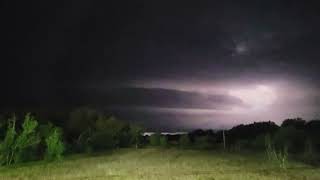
(45, 127), (65, 161)
(0, 148), (320, 180)
(0, 108), (320, 179)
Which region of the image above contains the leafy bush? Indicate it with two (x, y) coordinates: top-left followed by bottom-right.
(0, 116), (17, 165)
(90, 131), (118, 150)
(74, 128), (93, 153)
(302, 139), (318, 165)
(14, 113), (40, 163)
(252, 134), (267, 150)
(45, 128), (65, 161)
(89, 115), (125, 151)
(160, 136), (168, 148)
(119, 131), (131, 148)
(305, 120), (320, 153)
(179, 134), (191, 149)
(273, 126), (306, 153)
(0, 114), (40, 165)
(150, 133), (160, 146)
(194, 136), (211, 149)
(129, 125), (143, 149)
(39, 122), (54, 139)
(67, 108), (98, 138)
(72, 114), (144, 152)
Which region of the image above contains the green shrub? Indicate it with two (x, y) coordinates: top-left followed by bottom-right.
(0, 116), (17, 165)
(90, 131), (118, 150)
(252, 134), (267, 150)
(0, 114), (40, 165)
(14, 113), (40, 163)
(150, 133), (160, 146)
(129, 125), (143, 149)
(67, 108), (98, 138)
(39, 122), (54, 139)
(89, 115), (124, 150)
(194, 136), (211, 149)
(72, 114), (144, 152)
(179, 134), (191, 149)
(302, 139), (318, 165)
(75, 128), (92, 153)
(119, 131), (132, 148)
(160, 136), (168, 148)
(273, 126), (306, 153)
(45, 128), (65, 161)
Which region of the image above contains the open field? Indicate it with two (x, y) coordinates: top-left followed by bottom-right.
(0, 148), (319, 180)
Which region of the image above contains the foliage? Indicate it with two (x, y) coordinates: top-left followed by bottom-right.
(45, 128), (65, 161)
(305, 120), (320, 153)
(302, 139), (318, 165)
(67, 108), (99, 138)
(39, 122), (55, 139)
(129, 125), (143, 148)
(1, 148), (319, 179)
(194, 136), (211, 149)
(252, 134), (267, 150)
(0, 116), (17, 165)
(118, 124), (131, 148)
(150, 133), (160, 146)
(179, 134), (191, 149)
(227, 121), (279, 144)
(14, 114), (40, 163)
(265, 134), (288, 169)
(71, 114), (144, 152)
(0, 114), (7, 139)
(273, 126), (306, 153)
(232, 139), (250, 152)
(89, 115), (125, 150)
(90, 131), (117, 150)
(75, 128), (93, 153)
(159, 136), (168, 148)
(0, 114), (40, 165)
(281, 118), (306, 129)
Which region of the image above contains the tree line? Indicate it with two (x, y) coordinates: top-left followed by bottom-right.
(0, 107), (320, 167)
(148, 118), (320, 166)
(0, 108), (144, 166)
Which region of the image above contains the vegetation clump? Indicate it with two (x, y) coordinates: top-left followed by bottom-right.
(45, 127), (65, 161)
(179, 134), (191, 149)
(159, 136), (168, 148)
(150, 133), (161, 146)
(0, 114), (40, 165)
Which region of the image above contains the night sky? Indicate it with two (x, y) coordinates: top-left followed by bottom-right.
(1, 1), (320, 130)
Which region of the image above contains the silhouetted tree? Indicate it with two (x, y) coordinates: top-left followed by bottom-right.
(273, 126), (306, 153)
(281, 118), (306, 129)
(66, 108), (98, 139)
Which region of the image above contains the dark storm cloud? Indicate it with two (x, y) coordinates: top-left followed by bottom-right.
(2, 0), (320, 129)
(100, 88), (244, 110)
(2, 0), (320, 87)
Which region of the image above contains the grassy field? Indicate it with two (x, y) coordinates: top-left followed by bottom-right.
(0, 148), (319, 180)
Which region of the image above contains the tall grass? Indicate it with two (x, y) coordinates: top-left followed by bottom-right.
(265, 134), (288, 169)
(0, 148), (318, 180)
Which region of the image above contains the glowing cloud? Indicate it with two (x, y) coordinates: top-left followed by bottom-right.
(228, 85), (277, 110)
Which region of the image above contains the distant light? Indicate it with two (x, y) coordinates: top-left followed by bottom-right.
(142, 132), (188, 136)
